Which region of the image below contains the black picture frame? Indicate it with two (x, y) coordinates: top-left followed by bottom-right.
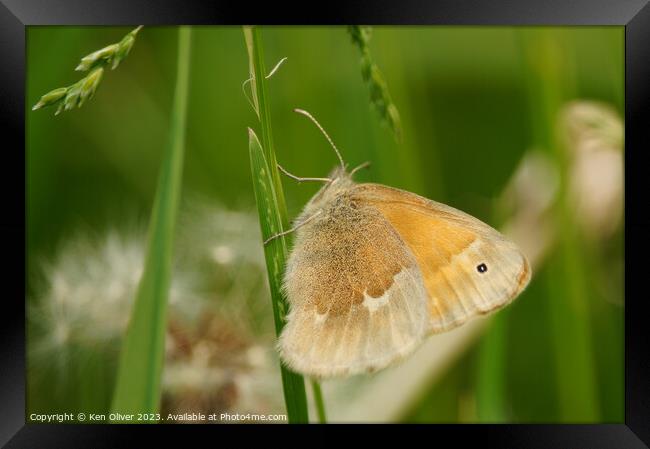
(2, 0), (649, 446)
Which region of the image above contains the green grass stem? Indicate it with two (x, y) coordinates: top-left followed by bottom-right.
(244, 25), (312, 424)
(110, 26), (191, 421)
(519, 28), (599, 422)
(475, 315), (509, 422)
(311, 380), (327, 423)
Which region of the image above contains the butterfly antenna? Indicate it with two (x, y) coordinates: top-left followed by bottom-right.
(294, 108), (345, 170)
(349, 161), (371, 177)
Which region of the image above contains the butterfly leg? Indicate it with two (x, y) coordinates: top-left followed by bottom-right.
(263, 211), (322, 246)
(277, 164), (332, 184)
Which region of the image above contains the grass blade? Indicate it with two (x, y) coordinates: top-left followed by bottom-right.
(519, 28), (599, 421)
(475, 315), (508, 422)
(243, 26), (289, 223)
(244, 25), (312, 423)
(110, 26), (192, 421)
(248, 129), (309, 423)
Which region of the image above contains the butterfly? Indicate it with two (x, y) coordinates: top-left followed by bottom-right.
(269, 109), (531, 379)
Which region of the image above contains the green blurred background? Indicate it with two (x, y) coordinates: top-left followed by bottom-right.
(26, 26), (624, 423)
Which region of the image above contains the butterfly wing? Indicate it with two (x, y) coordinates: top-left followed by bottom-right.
(279, 201), (429, 378)
(353, 183), (531, 333)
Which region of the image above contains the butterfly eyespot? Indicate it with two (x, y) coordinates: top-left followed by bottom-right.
(476, 263), (488, 273)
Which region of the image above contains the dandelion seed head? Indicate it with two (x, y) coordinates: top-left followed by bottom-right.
(30, 201), (280, 415)
(162, 312), (281, 418)
(30, 228), (202, 352)
(561, 100), (623, 237)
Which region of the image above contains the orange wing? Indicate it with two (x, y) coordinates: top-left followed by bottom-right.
(353, 183), (531, 333)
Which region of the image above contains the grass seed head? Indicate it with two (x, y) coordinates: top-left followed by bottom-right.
(33, 26), (143, 114)
(348, 26), (402, 141)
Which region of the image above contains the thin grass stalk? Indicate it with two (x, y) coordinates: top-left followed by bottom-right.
(245, 26), (289, 224)
(311, 380), (327, 423)
(243, 26), (311, 423)
(475, 202), (512, 422)
(247, 130), (310, 423)
(475, 314), (508, 422)
(519, 28), (599, 421)
(110, 26), (191, 421)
